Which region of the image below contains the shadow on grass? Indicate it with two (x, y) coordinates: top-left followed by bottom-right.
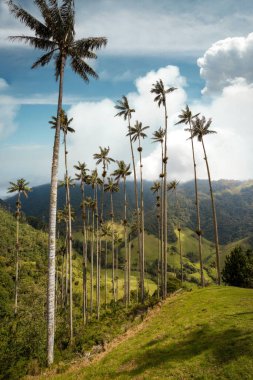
(112, 325), (253, 378)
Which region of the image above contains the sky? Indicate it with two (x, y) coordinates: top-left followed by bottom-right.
(1, 0), (253, 197)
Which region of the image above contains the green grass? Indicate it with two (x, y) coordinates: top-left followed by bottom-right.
(51, 286), (253, 380)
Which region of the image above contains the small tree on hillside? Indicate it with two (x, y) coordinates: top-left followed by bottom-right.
(222, 247), (253, 288)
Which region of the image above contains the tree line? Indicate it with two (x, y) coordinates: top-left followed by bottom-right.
(6, 0), (221, 368)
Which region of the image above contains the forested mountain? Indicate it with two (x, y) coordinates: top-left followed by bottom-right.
(5, 179), (253, 245)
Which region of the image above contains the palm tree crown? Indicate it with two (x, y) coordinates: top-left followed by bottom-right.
(175, 105), (199, 126)
(8, 178), (32, 198)
(114, 95), (135, 120)
(127, 121), (149, 142)
(152, 127), (165, 144)
(150, 79), (177, 107)
(7, 0), (107, 81)
(189, 116), (217, 142)
(112, 160), (131, 181)
(167, 180), (180, 192)
(49, 109), (75, 135)
(104, 178), (119, 194)
(150, 181), (161, 194)
(74, 161), (89, 183)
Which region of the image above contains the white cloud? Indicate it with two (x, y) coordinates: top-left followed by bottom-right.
(0, 78), (19, 139)
(66, 66), (187, 180)
(198, 33), (253, 94)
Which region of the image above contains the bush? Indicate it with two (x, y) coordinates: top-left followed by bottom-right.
(222, 246), (253, 288)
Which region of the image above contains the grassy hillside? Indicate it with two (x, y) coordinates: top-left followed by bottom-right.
(49, 286), (253, 380)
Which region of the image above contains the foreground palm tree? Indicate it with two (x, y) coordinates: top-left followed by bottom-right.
(151, 80), (177, 298)
(8, 178), (31, 314)
(74, 162), (89, 323)
(128, 121), (149, 301)
(115, 96), (144, 302)
(175, 105), (204, 286)
(190, 115), (221, 285)
(112, 160), (132, 304)
(7, 0), (107, 365)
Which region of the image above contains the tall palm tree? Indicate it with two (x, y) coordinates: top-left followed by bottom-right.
(167, 180), (183, 284)
(101, 223), (112, 307)
(127, 120), (149, 302)
(93, 147), (114, 316)
(58, 175), (75, 340)
(89, 169), (102, 319)
(152, 127), (166, 293)
(175, 105), (204, 286)
(104, 177), (119, 302)
(85, 196), (96, 314)
(112, 160), (132, 304)
(74, 162), (89, 324)
(115, 96), (144, 302)
(189, 115), (221, 285)
(150, 181), (161, 297)
(7, 0), (107, 365)
(8, 178), (31, 315)
(52, 110), (75, 340)
(151, 80), (177, 298)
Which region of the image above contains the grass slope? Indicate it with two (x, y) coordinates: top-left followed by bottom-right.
(51, 286), (253, 380)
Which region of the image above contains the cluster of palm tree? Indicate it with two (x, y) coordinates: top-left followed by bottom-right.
(6, 0), (221, 368)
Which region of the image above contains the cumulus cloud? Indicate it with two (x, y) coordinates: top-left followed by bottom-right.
(0, 78), (19, 139)
(66, 66), (187, 179)
(198, 33), (253, 94)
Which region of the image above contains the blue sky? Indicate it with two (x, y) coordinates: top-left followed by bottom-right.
(1, 0), (253, 196)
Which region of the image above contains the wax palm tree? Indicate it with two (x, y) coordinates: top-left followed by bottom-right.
(151, 80), (177, 298)
(101, 223), (112, 307)
(127, 120), (149, 301)
(93, 147), (114, 315)
(189, 115), (221, 285)
(58, 175), (75, 340)
(74, 161), (89, 323)
(104, 178), (119, 302)
(90, 169), (103, 319)
(112, 160), (132, 304)
(8, 178), (31, 315)
(167, 180), (183, 284)
(7, 0), (107, 364)
(152, 127), (166, 292)
(150, 181), (161, 297)
(85, 196), (96, 314)
(115, 96), (144, 302)
(175, 105), (204, 286)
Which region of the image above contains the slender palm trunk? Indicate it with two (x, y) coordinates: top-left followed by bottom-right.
(47, 56), (65, 367)
(157, 205), (161, 298)
(201, 138), (221, 285)
(123, 178), (128, 305)
(90, 208), (94, 314)
(138, 139), (145, 302)
(65, 222), (69, 305)
(81, 183), (87, 324)
(160, 143), (164, 296)
(189, 122), (204, 287)
(163, 102), (168, 298)
(128, 236), (131, 302)
(105, 239), (108, 308)
(127, 116), (143, 302)
(175, 188), (183, 285)
(95, 185), (100, 319)
(116, 244), (119, 301)
(14, 192), (20, 315)
(110, 192), (116, 302)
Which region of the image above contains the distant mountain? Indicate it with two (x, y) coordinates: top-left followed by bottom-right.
(5, 179), (253, 245)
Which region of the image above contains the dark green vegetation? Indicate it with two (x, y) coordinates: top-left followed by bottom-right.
(6, 179), (253, 245)
(222, 247), (253, 288)
(49, 287), (253, 380)
(0, 205), (159, 379)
